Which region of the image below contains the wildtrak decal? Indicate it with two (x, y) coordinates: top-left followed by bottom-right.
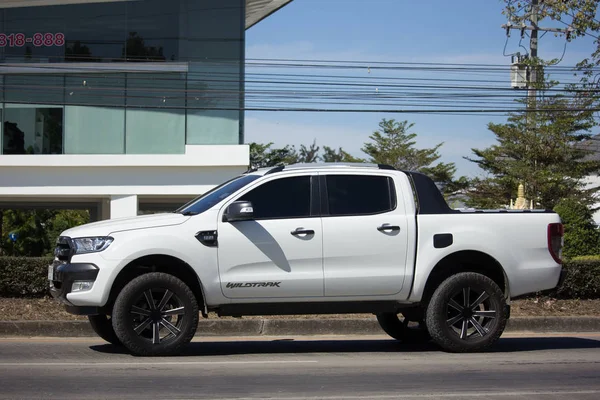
(226, 282), (281, 288)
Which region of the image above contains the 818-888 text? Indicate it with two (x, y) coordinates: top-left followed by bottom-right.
(0, 33), (65, 47)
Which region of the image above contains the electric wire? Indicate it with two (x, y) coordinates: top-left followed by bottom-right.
(0, 57), (595, 115)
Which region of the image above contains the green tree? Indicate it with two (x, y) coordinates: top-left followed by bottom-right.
(1, 210), (54, 256)
(46, 210), (90, 247)
(465, 93), (600, 210)
(361, 119), (467, 195)
(321, 146), (364, 163)
(248, 142), (298, 168)
(249, 139), (356, 167)
(502, 1), (600, 74)
(297, 140), (320, 163)
(1, 209), (89, 257)
(554, 198), (600, 258)
(501, 1), (600, 112)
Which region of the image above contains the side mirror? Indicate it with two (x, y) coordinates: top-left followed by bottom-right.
(223, 201), (254, 222)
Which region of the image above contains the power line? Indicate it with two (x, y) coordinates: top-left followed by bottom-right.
(1, 53), (597, 72)
(2, 97), (595, 114)
(0, 54), (594, 116)
(555, 16), (600, 40)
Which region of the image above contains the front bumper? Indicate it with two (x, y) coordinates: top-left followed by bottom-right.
(49, 261), (99, 306)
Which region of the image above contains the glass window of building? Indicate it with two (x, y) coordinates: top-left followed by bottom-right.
(3, 104), (63, 155)
(64, 2), (127, 63)
(63, 73), (126, 154)
(1, 6), (66, 64)
(3, 75), (64, 155)
(0, 0), (245, 156)
(126, 0), (180, 62)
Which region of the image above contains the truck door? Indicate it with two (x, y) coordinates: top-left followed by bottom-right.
(320, 173), (409, 296)
(217, 174), (324, 299)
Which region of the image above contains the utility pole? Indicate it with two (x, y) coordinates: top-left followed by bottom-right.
(529, 0), (539, 203)
(501, 0), (568, 207)
(502, 0), (571, 95)
(529, 0), (538, 107)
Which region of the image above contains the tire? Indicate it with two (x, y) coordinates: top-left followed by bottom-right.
(376, 312), (430, 343)
(88, 314), (121, 345)
(425, 272), (508, 353)
(112, 272), (199, 356)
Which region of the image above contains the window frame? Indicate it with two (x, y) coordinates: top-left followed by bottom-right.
(319, 173), (397, 218)
(227, 173), (320, 221)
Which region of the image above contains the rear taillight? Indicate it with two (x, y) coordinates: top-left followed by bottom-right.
(548, 223), (564, 264)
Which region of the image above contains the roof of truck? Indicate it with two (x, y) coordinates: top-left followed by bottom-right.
(244, 163), (457, 215)
(242, 163), (555, 215)
(245, 162), (396, 175)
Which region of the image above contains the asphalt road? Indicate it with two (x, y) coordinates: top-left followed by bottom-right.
(0, 333), (599, 400)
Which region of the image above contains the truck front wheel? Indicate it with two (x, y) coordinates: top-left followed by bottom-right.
(88, 314), (121, 345)
(376, 312), (430, 343)
(426, 272), (508, 353)
(112, 272), (199, 356)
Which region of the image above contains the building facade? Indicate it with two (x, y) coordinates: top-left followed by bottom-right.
(0, 0), (291, 219)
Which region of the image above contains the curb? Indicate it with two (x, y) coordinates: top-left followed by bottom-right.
(0, 317), (599, 337)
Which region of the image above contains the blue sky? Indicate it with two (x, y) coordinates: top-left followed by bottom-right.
(244, 0), (598, 177)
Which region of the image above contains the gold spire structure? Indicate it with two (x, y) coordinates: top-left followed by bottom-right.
(511, 183), (533, 210)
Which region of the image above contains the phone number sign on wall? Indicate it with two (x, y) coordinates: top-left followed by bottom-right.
(0, 33), (65, 47)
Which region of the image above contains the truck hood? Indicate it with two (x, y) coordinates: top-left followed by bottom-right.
(61, 213), (190, 238)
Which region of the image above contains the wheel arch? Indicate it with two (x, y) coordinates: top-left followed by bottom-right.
(420, 250), (509, 308)
(106, 254), (208, 317)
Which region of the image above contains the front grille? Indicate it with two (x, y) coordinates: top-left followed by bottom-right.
(54, 236), (74, 263)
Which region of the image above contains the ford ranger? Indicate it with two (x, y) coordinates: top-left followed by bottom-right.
(48, 163), (565, 356)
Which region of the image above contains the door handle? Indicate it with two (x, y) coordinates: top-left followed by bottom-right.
(377, 224), (400, 232)
(291, 228), (315, 236)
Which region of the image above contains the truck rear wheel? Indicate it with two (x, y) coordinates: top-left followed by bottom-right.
(425, 272), (508, 353)
(376, 312), (430, 343)
(88, 314), (121, 346)
(112, 272), (199, 356)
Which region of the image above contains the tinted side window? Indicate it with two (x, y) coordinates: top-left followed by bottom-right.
(326, 175), (394, 216)
(238, 176), (311, 219)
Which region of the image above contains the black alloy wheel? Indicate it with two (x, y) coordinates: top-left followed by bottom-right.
(376, 312), (431, 343)
(112, 272), (199, 356)
(88, 314), (121, 345)
(426, 272), (508, 353)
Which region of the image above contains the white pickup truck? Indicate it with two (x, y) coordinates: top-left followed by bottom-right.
(49, 163), (565, 356)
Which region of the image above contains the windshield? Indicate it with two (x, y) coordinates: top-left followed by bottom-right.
(176, 174), (261, 216)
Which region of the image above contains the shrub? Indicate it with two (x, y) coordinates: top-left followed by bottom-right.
(552, 257), (600, 299)
(554, 199), (600, 259)
(1, 209), (89, 257)
(0, 257), (53, 297)
(1, 256), (599, 299)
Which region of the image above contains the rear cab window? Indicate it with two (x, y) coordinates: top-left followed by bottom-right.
(323, 174), (396, 216)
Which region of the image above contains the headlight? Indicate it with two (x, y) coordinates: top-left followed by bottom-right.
(73, 237), (113, 254)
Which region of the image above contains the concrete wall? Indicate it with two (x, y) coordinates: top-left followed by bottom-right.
(583, 175), (600, 225)
(0, 144), (249, 219)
